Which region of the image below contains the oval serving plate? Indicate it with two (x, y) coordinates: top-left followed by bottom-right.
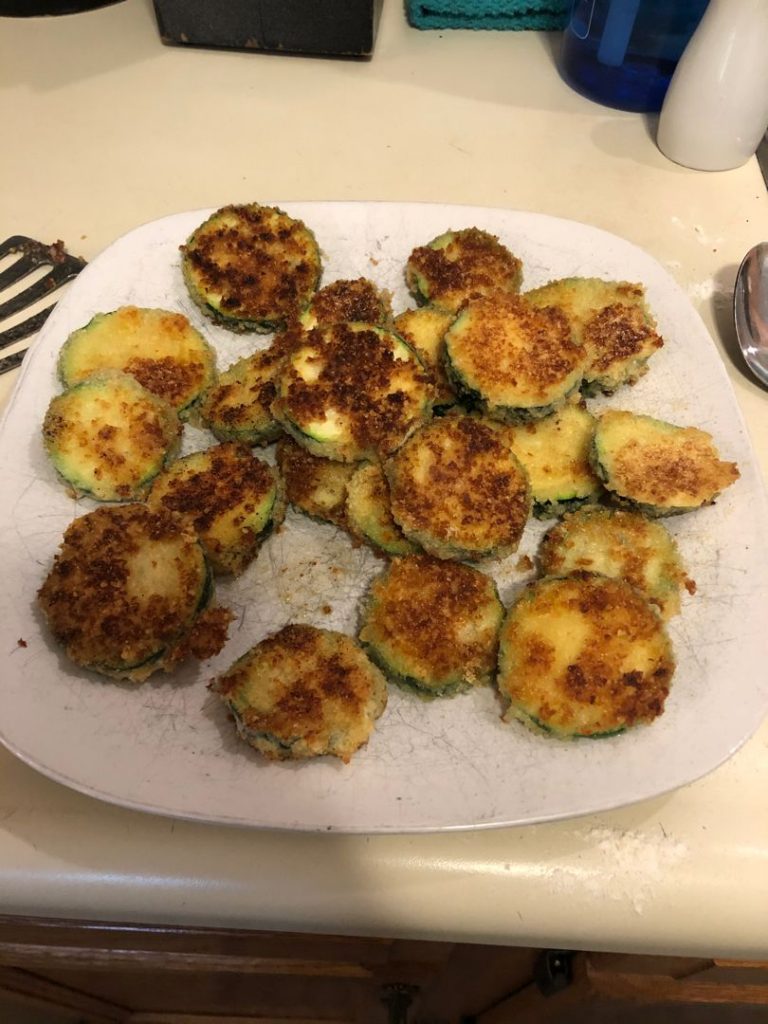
(0, 202), (766, 833)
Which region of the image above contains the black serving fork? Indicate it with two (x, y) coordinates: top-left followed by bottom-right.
(0, 235), (86, 375)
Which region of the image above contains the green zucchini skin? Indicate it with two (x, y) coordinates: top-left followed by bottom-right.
(359, 555), (504, 699)
(385, 414), (531, 562)
(210, 624), (388, 763)
(345, 462), (418, 556)
(37, 504), (231, 683)
(181, 204), (322, 333)
(405, 227), (523, 312)
(443, 293), (585, 425)
(42, 371), (181, 502)
(524, 277), (664, 395)
(497, 573), (675, 739)
(538, 505), (690, 619)
(503, 401), (602, 518)
(591, 409), (740, 517)
(57, 306), (216, 417)
(273, 321), (432, 463)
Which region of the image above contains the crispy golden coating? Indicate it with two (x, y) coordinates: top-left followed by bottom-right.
(274, 322), (432, 462)
(37, 504), (231, 682)
(148, 442), (282, 576)
(504, 400), (601, 515)
(444, 293), (585, 420)
(538, 507), (692, 619)
(301, 277), (392, 329)
(499, 574), (675, 738)
(525, 278), (663, 393)
(406, 227), (523, 312)
(593, 410), (740, 515)
(359, 555), (503, 696)
(58, 306), (216, 415)
(42, 371), (181, 501)
(386, 415), (531, 561)
(276, 434), (357, 529)
(394, 306), (457, 408)
(181, 204), (321, 332)
(345, 461), (417, 556)
(211, 624), (388, 763)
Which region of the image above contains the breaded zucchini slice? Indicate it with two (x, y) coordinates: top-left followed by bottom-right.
(405, 227), (523, 312)
(504, 401), (602, 518)
(57, 306), (216, 416)
(37, 504), (232, 683)
(345, 462), (418, 556)
(525, 278), (663, 395)
(273, 321), (432, 462)
(538, 507), (691, 619)
(276, 434), (357, 529)
(198, 343), (287, 446)
(386, 415), (531, 561)
(42, 371), (181, 502)
(592, 409), (740, 516)
(181, 203), (322, 333)
(498, 574), (675, 738)
(148, 442), (283, 576)
(394, 305), (457, 411)
(299, 277), (392, 330)
(210, 624), (388, 763)
(444, 293), (585, 423)
(359, 555), (503, 699)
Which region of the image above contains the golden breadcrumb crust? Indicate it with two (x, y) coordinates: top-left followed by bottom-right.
(302, 277), (392, 329)
(499, 573), (675, 737)
(211, 624), (388, 763)
(276, 434), (357, 529)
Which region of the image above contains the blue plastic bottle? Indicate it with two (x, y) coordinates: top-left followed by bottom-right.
(559, 0), (710, 112)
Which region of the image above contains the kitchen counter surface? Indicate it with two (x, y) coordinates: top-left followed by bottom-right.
(1, 0), (766, 958)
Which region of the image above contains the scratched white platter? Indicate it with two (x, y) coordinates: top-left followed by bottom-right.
(1, 202), (767, 833)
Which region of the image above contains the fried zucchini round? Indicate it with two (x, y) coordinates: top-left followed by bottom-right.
(394, 305), (457, 410)
(42, 371), (181, 501)
(181, 204), (322, 333)
(538, 507), (690, 619)
(345, 462), (418, 556)
(504, 401), (602, 518)
(210, 624), (388, 763)
(276, 434), (357, 529)
(385, 415), (531, 561)
(359, 555), (503, 698)
(300, 277), (392, 330)
(148, 442), (283, 576)
(57, 306), (216, 416)
(444, 293), (585, 423)
(592, 409), (740, 516)
(525, 278), (663, 395)
(37, 504), (232, 683)
(498, 574), (675, 738)
(273, 321), (432, 462)
(405, 227), (523, 312)
(198, 343), (286, 446)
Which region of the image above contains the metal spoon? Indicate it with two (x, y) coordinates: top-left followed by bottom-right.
(734, 242), (768, 387)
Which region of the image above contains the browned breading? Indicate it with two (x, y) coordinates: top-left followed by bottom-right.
(276, 434), (356, 529)
(499, 573), (675, 737)
(37, 504), (230, 682)
(385, 415), (531, 560)
(182, 204), (321, 329)
(303, 277), (392, 328)
(211, 624), (388, 763)
(359, 555), (503, 693)
(406, 227), (523, 311)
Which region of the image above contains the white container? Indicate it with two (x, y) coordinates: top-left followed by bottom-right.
(657, 0), (768, 171)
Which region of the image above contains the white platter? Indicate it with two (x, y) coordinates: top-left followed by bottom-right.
(1, 202), (767, 834)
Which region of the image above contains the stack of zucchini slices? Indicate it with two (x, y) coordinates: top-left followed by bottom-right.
(38, 206), (742, 759)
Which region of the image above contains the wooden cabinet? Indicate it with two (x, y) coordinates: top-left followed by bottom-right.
(0, 916), (765, 1023)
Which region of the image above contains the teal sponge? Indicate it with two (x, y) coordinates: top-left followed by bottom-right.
(405, 0), (570, 30)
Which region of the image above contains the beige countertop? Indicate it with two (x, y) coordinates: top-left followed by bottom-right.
(1, 0), (767, 957)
